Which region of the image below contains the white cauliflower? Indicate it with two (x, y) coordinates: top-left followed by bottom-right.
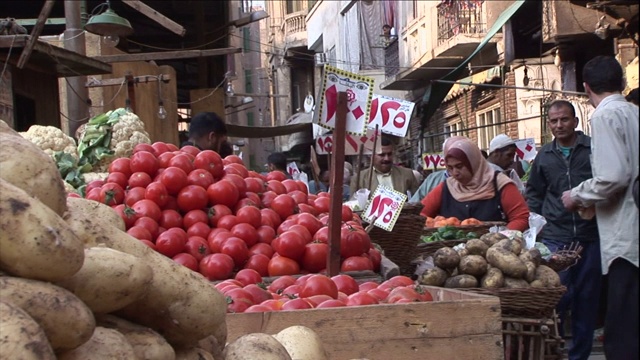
(82, 172), (109, 183)
(110, 112), (151, 158)
(20, 125), (78, 159)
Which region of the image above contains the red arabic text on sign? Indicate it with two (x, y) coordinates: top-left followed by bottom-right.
(368, 194), (396, 224)
(324, 84), (338, 123)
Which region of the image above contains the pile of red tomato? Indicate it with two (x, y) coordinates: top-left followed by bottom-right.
(218, 272), (433, 313)
(77, 142), (383, 281)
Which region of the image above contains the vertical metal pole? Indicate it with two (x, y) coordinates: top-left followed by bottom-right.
(64, 0), (89, 138)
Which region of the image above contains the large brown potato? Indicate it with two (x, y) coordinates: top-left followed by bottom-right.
(0, 301), (56, 360)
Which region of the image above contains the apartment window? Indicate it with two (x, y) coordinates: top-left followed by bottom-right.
(307, 0), (317, 10)
(444, 121), (462, 138)
(286, 0), (304, 14)
(247, 112), (255, 126)
(328, 46), (337, 68)
(244, 69), (253, 93)
(242, 27), (251, 53)
(476, 107), (502, 150)
(411, 0), (418, 20)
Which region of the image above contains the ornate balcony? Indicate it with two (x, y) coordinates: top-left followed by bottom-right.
(437, 1), (486, 45)
(283, 10), (308, 48)
(384, 39), (400, 78)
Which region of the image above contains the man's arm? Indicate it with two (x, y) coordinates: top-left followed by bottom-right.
(525, 155), (546, 214)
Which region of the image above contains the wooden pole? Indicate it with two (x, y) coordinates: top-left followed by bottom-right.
(354, 143), (364, 190)
(309, 145), (322, 193)
(327, 92), (347, 276)
(17, 0), (55, 69)
(367, 125), (380, 190)
(126, 73), (137, 113)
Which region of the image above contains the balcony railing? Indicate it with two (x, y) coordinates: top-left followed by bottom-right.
(283, 11), (307, 35)
(384, 39), (400, 78)
(437, 0), (485, 44)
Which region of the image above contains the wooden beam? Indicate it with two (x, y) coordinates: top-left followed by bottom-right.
(122, 0), (186, 37)
(0, 35), (29, 48)
(17, 0), (55, 69)
(85, 74), (171, 88)
(93, 47), (242, 63)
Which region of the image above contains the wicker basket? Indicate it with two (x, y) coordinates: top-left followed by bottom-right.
(422, 222), (506, 237)
(458, 286), (567, 318)
(367, 204), (425, 275)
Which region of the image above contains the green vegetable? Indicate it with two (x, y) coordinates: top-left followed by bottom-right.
(53, 151), (91, 189)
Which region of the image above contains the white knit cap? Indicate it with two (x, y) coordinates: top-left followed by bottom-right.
(489, 134), (516, 154)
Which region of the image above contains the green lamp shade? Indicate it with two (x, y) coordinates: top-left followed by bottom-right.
(85, 8), (133, 37)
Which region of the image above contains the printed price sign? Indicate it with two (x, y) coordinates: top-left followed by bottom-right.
(422, 152), (446, 170)
(368, 94), (415, 137)
(315, 129), (376, 156)
(514, 138), (537, 161)
(361, 185), (408, 232)
(287, 162), (301, 179)
(314, 65), (374, 136)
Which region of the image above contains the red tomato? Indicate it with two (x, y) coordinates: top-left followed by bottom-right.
(267, 256), (300, 277)
(168, 153), (195, 174)
(347, 292), (379, 306)
(341, 205), (353, 222)
(183, 236), (211, 261)
(276, 219), (296, 235)
(235, 206), (262, 229)
(207, 180), (239, 208)
(316, 299), (347, 308)
(288, 224), (312, 244)
(266, 171), (287, 182)
(313, 197), (330, 213)
(244, 254), (270, 277)
(304, 294), (333, 307)
(144, 181), (169, 208)
(179, 145), (201, 157)
(256, 225), (276, 245)
(367, 288), (390, 301)
(289, 190), (308, 205)
(331, 274), (359, 296)
(294, 273), (314, 287)
(281, 284), (302, 297)
(341, 256), (374, 272)
(106, 172), (128, 189)
(272, 231), (306, 261)
(128, 172), (152, 188)
(260, 191), (277, 208)
(108, 158), (132, 178)
(126, 225), (153, 241)
(281, 179), (299, 194)
(199, 253), (235, 280)
(379, 276), (415, 290)
(217, 214), (239, 231)
(223, 174), (247, 197)
(230, 223), (259, 247)
(301, 243), (328, 273)
(182, 209), (209, 229)
(131, 199), (161, 222)
(138, 239), (157, 250)
(155, 228), (187, 257)
(177, 185), (208, 212)
(208, 204), (232, 227)
(312, 226), (329, 244)
(297, 203), (319, 216)
(243, 284), (272, 304)
(386, 287), (421, 303)
(99, 183), (124, 206)
(186, 222), (210, 239)
(295, 180), (309, 194)
(220, 237), (249, 268)
(133, 143), (155, 154)
(134, 216), (159, 239)
(225, 163), (249, 179)
(340, 226), (371, 258)
(267, 275), (297, 293)
(130, 151), (159, 176)
(282, 298), (312, 311)
(159, 167), (188, 196)
(172, 253), (198, 271)
(226, 288), (254, 313)
(359, 281), (379, 292)
(157, 152), (175, 169)
(299, 275), (338, 299)
(85, 180), (105, 195)
(194, 150), (224, 178)
(207, 230), (233, 253)
(244, 304), (271, 313)
(125, 187), (146, 207)
(151, 141), (171, 156)
(270, 194), (297, 221)
(244, 177), (266, 194)
(224, 154), (244, 166)
(187, 169), (215, 188)
(113, 204), (137, 228)
(412, 285), (434, 302)
(248, 243), (274, 258)
(159, 209), (182, 229)
(266, 180), (287, 195)
(85, 188), (100, 202)
(234, 268), (263, 286)
(368, 248), (382, 272)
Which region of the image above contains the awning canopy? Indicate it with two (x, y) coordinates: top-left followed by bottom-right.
(442, 65), (503, 102)
(226, 123), (312, 138)
(421, 0), (526, 127)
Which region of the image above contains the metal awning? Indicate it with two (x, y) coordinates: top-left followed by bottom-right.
(442, 65), (503, 102)
(421, 0), (526, 125)
(0, 35), (112, 77)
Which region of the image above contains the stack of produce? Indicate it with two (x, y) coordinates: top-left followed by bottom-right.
(417, 232), (562, 289)
(78, 142), (383, 281)
(1, 120), (226, 358)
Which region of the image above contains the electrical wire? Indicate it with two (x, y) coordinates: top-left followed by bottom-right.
(125, 34), (228, 51)
(0, 35), (16, 87)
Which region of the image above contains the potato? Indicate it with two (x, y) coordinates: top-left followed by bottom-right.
(444, 274), (478, 288)
(198, 335), (224, 360)
(519, 248), (542, 267)
(175, 348), (215, 360)
(465, 239), (489, 257)
(66, 197), (125, 232)
(223, 333), (292, 360)
(0, 301), (56, 360)
(417, 267), (448, 286)
(57, 327), (137, 360)
(273, 325), (329, 360)
(56, 247), (153, 314)
(0, 124), (67, 215)
(479, 232), (508, 247)
(0, 179), (84, 282)
(493, 239), (523, 255)
(0, 276), (95, 351)
(458, 255), (488, 277)
(524, 261), (537, 283)
(504, 277), (531, 288)
(64, 207), (227, 348)
(433, 247), (460, 269)
(533, 265), (562, 287)
(456, 247), (470, 258)
(480, 267), (504, 288)
(485, 247), (527, 279)
(96, 314), (175, 360)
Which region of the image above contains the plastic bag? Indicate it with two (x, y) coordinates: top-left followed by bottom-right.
(523, 212), (547, 250)
(413, 255), (436, 277)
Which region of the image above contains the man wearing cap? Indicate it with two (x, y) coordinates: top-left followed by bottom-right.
(487, 134), (525, 193)
(182, 112), (229, 154)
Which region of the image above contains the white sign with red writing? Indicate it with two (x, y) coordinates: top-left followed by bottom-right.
(368, 94), (415, 137)
(286, 162), (301, 179)
(314, 65), (374, 136)
(422, 152), (446, 170)
(315, 129), (376, 156)
(361, 185), (407, 232)
(514, 138), (537, 161)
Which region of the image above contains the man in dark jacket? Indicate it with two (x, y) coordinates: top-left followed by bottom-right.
(526, 100), (601, 360)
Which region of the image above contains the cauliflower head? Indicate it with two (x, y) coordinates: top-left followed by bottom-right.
(20, 125), (78, 159)
(110, 112), (151, 158)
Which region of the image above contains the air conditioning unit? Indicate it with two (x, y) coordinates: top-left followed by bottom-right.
(314, 52), (328, 67)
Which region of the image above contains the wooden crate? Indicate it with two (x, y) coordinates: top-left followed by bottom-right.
(226, 286), (504, 360)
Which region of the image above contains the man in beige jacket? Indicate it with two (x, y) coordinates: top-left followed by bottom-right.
(350, 136), (419, 197)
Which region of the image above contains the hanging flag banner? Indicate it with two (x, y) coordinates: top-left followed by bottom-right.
(315, 128), (377, 155)
(422, 152), (446, 170)
(367, 94), (415, 137)
(314, 65), (375, 136)
(514, 138), (537, 161)
(362, 185), (408, 232)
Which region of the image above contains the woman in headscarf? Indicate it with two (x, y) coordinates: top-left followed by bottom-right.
(420, 137), (529, 231)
